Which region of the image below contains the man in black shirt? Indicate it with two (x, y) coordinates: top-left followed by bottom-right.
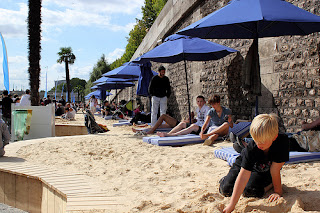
(59, 96), (66, 106)
(1, 90), (13, 131)
(148, 65), (171, 126)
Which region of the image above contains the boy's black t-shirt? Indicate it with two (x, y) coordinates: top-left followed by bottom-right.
(235, 134), (289, 173)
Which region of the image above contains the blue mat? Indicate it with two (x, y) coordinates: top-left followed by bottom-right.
(214, 147), (320, 166)
(113, 121), (132, 127)
(147, 134), (204, 146)
(229, 122), (251, 138)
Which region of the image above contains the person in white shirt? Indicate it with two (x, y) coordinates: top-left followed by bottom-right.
(62, 107), (76, 120)
(157, 95), (211, 137)
(19, 89), (31, 106)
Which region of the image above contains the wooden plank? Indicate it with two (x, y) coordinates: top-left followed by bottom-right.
(54, 191), (65, 213)
(47, 186), (55, 213)
(41, 184), (49, 213)
(15, 175), (28, 211)
(4, 172), (15, 207)
(0, 171), (4, 203)
(28, 178), (42, 213)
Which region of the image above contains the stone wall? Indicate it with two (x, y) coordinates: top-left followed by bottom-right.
(118, 0), (320, 132)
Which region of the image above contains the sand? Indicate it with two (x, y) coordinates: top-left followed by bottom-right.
(4, 112), (320, 212)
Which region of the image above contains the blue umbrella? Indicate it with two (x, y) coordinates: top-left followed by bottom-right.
(103, 62), (141, 79)
(133, 34), (237, 121)
(85, 90), (113, 100)
(178, 0), (320, 115)
(93, 76), (138, 84)
(85, 90), (102, 99)
(178, 0), (320, 39)
(135, 62), (157, 97)
(92, 81), (135, 90)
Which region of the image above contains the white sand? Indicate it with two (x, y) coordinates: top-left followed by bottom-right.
(5, 113), (320, 212)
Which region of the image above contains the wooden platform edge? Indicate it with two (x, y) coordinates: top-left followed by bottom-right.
(0, 168), (67, 213)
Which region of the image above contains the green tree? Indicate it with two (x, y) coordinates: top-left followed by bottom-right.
(27, 0), (42, 106)
(110, 0), (167, 70)
(142, 0), (157, 30)
(70, 77), (86, 89)
(57, 47), (76, 103)
(85, 55), (111, 95)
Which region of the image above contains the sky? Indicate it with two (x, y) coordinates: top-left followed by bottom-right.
(0, 0), (144, 92)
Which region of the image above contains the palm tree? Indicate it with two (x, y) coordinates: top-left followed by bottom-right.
(57, 47), (76, 103)
(28, 0), (42, 105)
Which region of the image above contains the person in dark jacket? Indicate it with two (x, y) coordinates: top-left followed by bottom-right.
(148, 65), (171, 126)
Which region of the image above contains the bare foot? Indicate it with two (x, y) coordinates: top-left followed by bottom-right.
(200, 133), (209, 140)
(145, 130), (153, 135)
(157, 132), (168, 137)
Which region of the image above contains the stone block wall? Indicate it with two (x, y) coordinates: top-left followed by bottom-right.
(118, 0), (320, 132)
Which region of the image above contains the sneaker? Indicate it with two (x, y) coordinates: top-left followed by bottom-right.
(203, 139), (213, 146)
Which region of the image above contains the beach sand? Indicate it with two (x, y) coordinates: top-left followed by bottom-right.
(4, 112), (320, 212)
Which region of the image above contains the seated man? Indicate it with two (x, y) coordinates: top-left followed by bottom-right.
(157, 95), (210, 137)
(132, 114), (181, 135)
(0, 119), (10, 157)
(55, 103), (64, 116)
(200, 94), (233, 146)
(62, 107), (76, 120)
(101, 101), (111, 117)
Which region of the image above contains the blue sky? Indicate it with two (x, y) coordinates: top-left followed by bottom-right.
(0, 0), (144, 91)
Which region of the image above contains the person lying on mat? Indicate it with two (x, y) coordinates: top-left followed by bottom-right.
(132, 114), (186, 135)
(200, 94), (233, 146)
(157, 95), (210, 137)
(220, 114), (288, 213)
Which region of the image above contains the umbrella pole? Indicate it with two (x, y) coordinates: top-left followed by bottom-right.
(184, 59), (192, 124)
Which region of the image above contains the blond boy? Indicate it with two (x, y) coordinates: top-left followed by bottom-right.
(220, 114), (289, 213)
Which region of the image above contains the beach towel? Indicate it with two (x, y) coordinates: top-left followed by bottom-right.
(214, 147), (320, 166)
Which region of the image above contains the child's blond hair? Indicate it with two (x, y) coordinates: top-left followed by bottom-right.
(250, 113), (279, 144)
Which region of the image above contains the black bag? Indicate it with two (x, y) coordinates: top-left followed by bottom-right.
(84, 109), (104, 134)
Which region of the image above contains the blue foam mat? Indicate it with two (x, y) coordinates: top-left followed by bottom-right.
(215, 147), (320, 166)
(143, 134), (204, 146)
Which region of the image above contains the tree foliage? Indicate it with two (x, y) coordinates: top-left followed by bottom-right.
(109, 0), (167, 69)
(85, 55), (111, 95)
(57, 47), (76, 102)
(86, 0), (167, 90)
(50, 77), (86, 92)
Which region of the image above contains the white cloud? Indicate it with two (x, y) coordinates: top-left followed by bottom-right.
(8, 55), (28, 64)
(0, 3), (27, 37)
(106, 48), (125, 63)
(43, 0), (144, 15)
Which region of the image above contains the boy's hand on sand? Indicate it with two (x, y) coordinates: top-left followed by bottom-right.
(223, 203), (234, 213)
(268, 193), (280, 202)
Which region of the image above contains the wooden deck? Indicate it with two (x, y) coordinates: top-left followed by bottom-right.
(0, 160), (124, 212)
